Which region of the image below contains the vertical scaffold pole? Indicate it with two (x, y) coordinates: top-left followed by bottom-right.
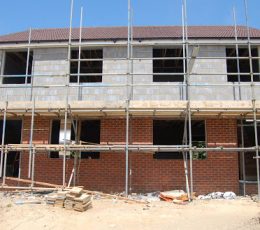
(240, 119), (246, 195)
(25, 28), (32, 100)
(244, 0), (260, 198)
(31, 147), (36, 187)
(181, 2), (191, 202)
(183, 0), (193, 198)
(28, 96), (35, 178)
(77, 7), (83, 100)
(2, 147), (7, 185)
(0, 101), (7, 178)
(63, 0), (74, 187)
(232, 7), (242, 100)
(125, 0), (132, 196)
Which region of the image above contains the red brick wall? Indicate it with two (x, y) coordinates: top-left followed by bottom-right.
(13, 117), (240, 194)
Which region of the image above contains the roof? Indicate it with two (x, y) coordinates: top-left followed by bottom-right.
(0, 26), (260, 44)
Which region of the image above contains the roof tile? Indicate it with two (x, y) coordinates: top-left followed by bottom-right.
(0, 26), (259, 43)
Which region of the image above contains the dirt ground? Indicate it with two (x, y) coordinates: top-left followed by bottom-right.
(0, 192), (259, 230)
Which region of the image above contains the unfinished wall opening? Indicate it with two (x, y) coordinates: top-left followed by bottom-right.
(238, 120), (260, 182)
(153, 120), (206, 159)
(49, 120), (61, 158)
(226, 47), (260, 82)
(49, 119), (75, 158)
(49, 119), (100, 159)
(0, 120), (22, 177)
(2, 51), (33, 84)
(70, 49), (103, 83)
(80, 120), (100, 159)
(153, 48), (184, 82)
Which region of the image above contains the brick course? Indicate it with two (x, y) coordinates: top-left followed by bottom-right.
(12, 117), (242, 194)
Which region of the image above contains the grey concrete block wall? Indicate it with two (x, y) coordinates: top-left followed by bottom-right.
(0, 44), (260, 101)
(189, 46), (234, 100)
(33, 48), (68, 101)
(102, 47), (128, 101)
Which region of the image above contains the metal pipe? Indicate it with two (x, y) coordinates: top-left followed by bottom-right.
(31, 148), (36, 187)
(252, 100), (260, 197)
(181, 1), (191, 201)
(2, 82), (260, 90)
(2, 71), (260, 78)
(2, 148), (7, 185)
(0, 108), (258, 114)
(73, 117), (78, 186)
(233, 7), (242, 100)
(244, 0), (260, 198)
(130, 7), (134, 100)
(63, 0), (74, 187)
(2, 144), (260, 152)
(125, 0), (131, 197)
(2, 39), (260, 50)
(25, 28), (32, 100)
(182, 2), (187, 101)
(18, 151), (22, 180)
(128, 6), (134, 192)
(183, 0), (194, 198)
(0, 101), (7, 178)
(240, 119), (246, 196)
(28, 96), (35, 178)
(69, 56), (260, 61)
(69, 72), (260, 76)
(77, 7), (83, 100)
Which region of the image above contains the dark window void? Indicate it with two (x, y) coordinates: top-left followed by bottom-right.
(153, 120), (206, 160)
(153, 48), (184, 82)
(0, 120), (22, 177)
(3, 51), (33, 84)
(226, 48), (260, 82)
(49, 120), (100, 159)
(70, 49), (102, 83)
(80, 120), (100, 159)
(237, 121), (260, 181)
(49, 120), (61, 158)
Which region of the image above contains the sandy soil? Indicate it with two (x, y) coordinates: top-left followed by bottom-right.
(0, 192), (259, 230)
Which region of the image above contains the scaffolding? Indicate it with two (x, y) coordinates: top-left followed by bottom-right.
(0, 0), (259, 199)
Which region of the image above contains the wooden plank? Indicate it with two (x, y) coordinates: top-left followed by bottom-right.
(5, 177), (62, 188)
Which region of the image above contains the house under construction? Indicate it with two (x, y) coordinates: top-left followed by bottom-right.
(0, 1), (260, 199)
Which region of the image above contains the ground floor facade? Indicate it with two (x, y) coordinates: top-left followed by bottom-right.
(1, 116), (259, 195)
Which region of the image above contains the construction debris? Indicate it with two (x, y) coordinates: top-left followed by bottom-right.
(46, 187), (92, 212)
(15, 199), (42, 205)
(159, 190), (195, 202)
(197, 191), (236, 200)
(128, 192), (161, 202)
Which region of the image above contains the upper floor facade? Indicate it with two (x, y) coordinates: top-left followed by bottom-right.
(0, 26), (260, 102)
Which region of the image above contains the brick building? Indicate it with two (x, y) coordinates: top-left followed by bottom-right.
(0, 26), (259, 196)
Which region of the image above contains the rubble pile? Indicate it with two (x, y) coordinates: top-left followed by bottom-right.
(129, 190), (193, 204)
(197, 191), (236, 200)
(128, 192), (160, 202)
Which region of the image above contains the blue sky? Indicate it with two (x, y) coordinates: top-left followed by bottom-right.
(0, 0), (259, 35)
